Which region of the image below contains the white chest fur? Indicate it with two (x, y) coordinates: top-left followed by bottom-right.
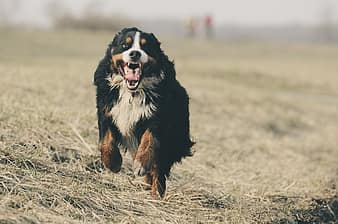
(109, 88), (155, 150)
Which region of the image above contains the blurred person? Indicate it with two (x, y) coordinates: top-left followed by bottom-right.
(204, 14), (213, 39)
(186, 16), (198, 38)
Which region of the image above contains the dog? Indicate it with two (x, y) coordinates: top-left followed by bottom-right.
(94, 27), (194, 198)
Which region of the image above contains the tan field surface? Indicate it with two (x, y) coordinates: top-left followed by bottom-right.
(0, 29), (337, 223)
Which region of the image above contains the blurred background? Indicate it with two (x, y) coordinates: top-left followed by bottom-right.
(1, 0), (338, 42)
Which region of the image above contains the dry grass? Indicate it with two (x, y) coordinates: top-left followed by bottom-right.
(0, 29), (337, 223)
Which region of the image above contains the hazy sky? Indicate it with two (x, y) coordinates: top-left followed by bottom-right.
(3, 0), (338, 27)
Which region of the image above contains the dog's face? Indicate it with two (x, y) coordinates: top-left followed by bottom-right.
(110, 28), (163, 92)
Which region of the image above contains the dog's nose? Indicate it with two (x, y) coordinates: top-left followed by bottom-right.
(129, 50), (141, 60)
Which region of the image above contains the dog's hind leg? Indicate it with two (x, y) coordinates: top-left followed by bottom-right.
(150, 164), (166, 199)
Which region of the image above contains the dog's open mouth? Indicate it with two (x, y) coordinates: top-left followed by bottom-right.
(118, 62), (142, 91)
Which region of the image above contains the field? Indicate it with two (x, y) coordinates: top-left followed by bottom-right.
(0, 29), (337, 223)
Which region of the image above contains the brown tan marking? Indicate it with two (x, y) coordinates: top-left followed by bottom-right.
(140, 38), (147, 45)
(145, 173), (152, 185)
(126, 36), (132, 44)
(99, 129), (122, 173)
(111, 54), (123, 68)
(135, 129), (155, 171)
(150, 166), (159, 198)
(103, 105), (111, 117)
(134, 130), (167, 198)
(149, 163), (166, 198)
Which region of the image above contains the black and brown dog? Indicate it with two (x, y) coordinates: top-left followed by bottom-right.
(94, 27), (194, 198)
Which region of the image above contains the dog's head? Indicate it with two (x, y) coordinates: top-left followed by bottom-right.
(108, 27), (171, 92)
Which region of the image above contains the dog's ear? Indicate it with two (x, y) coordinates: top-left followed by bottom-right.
(105, 42), (113, 58)
(149, 33), (161, 48)
(148, 33), (176, 81)
(161, 56), (176, 81)
(112, 31), (122, 46)
(108, 29), (124, 57)
(159, 48), (176, 81)
(95, 38), (115, 86)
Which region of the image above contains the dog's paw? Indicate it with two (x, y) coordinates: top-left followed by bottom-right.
(108, 160), (122, 173)
(102, 149), (122, 173)
(133, 160), (149, 176)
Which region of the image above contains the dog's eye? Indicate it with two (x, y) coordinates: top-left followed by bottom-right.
(122, 44), (128, 49)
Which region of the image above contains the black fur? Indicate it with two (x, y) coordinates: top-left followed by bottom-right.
(94, 27), (194, 196)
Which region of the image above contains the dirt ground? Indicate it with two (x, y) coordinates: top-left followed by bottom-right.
(0, 29), (337, 223)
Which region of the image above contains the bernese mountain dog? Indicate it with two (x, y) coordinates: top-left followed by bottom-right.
(94, 27), (194, 198)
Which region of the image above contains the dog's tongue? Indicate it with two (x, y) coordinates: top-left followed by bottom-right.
(124, 67), (140, 81)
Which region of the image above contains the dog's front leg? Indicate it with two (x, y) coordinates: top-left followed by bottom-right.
(99, 128), (122, 173)
(133, 129), (156, 176)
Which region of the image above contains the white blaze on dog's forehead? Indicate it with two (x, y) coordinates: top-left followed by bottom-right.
(132, 32), (141, 50)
